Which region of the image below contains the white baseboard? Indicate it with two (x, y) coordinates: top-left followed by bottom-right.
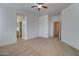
(0, 40), (16, 47)
(27, 36), (38, 40)
(38, 35), (48, 38)
(61, 40), (79, 51)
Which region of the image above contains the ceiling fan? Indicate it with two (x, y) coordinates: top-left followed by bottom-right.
(31, 3), (48, 11)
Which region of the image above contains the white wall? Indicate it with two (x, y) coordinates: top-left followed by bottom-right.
(0, 5), (38, 46)
(0, 5), (17, 46)
(61, 4), (79, 49)
(48, 16), (51, 37)
(22, 16), (27, 39)
(38, 15), (48, 38)
(27, 15), (38, 39)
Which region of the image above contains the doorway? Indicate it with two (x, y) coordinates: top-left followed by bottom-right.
(16, 13), (25, 40)
(53, 21), (61, 39)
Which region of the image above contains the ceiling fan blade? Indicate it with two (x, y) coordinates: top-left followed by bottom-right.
(42, 6), (47, 9)
(31, 6), (36, 8)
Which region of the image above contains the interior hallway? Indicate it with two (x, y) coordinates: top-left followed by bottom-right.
(0, 37), (79, 56)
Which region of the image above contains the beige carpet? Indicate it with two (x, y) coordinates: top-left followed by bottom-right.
(0, 37), (79, 56)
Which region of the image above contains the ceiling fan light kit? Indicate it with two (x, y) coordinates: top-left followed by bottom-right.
(31, 3), (48, 11)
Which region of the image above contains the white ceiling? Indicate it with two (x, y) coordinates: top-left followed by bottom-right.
(1, 3), (72, 16)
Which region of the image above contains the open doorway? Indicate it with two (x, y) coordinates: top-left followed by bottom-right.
(16, 13), (25, 41)
(53, 21), (61, 39)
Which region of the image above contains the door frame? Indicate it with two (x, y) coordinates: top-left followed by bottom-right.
(53, 20), (61, 40)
